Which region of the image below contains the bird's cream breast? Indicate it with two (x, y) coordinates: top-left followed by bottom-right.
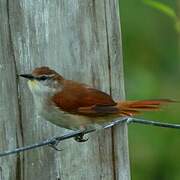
(39, 103), (93, 130)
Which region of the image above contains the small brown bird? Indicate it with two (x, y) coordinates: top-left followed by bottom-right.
(20, 66), (174, 141)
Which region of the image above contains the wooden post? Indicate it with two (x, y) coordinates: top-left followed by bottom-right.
(0, 0), (130, 179)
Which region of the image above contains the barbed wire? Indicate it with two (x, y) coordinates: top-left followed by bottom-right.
(0, 117), (180, 157)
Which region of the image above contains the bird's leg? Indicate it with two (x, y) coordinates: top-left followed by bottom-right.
(74, 126), (89, 142)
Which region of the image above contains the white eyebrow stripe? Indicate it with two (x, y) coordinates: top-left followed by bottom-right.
(39, 74), (55, 77)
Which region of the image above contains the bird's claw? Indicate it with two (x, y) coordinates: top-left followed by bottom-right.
(74, 133), (88, 142)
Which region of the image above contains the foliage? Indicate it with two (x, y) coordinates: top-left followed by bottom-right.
(143, 0), (180, 33)
(119, 0), (180, 179)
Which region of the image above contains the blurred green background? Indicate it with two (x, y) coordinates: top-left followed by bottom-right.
(119, 0), (180, 179)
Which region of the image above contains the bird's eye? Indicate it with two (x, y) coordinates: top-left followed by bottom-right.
(38, 75), (50, 81)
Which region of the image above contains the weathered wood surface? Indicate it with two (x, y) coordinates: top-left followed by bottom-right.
(0, 0), (130, 179)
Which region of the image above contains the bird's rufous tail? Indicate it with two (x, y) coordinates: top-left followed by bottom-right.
(117, 99), (175, 116)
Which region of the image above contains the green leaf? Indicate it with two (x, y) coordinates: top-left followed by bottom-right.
(143, 0), (177, 21)
(175, 20), (180, 33)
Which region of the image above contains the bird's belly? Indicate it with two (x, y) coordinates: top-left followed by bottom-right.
(33, 96), (115, 130)
(39, 105), (92, 130)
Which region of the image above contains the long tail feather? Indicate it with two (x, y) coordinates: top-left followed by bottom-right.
(117, 99), (176, 116)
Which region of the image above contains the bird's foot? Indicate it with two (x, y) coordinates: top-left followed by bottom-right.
(74, 133), (88, 142)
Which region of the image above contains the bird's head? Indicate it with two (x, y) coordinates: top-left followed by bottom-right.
(20, 66), (64, 96)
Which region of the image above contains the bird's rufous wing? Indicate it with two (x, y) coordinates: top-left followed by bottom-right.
(51, 80), (119, 116)
(51, 80), (175, 117)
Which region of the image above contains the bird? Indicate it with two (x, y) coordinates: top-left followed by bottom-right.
(20, 66), (175, 142)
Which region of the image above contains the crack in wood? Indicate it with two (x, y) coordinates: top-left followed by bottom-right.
(103, 0), (116, 180)
(6, 0), (24, 179)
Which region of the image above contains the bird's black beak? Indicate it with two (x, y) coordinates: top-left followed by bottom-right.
(19, 74), (35, 80)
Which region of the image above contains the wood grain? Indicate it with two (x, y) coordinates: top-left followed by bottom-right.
(0, 0), (22, 179)
(0, 0), (130, 179)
